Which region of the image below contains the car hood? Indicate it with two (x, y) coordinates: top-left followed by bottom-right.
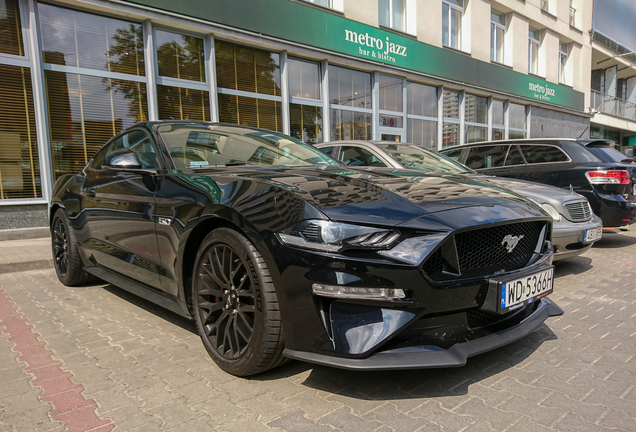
(473, 175), (585, 205)
(188, 166), (540, 226)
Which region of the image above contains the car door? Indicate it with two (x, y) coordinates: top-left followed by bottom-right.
(80, 128), (164, 291)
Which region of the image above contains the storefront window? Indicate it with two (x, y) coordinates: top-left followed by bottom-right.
(45, 71), (148, 178)
(442, 89), (460, 147)
(39, 4), (145, 75)
(492, 99), (505, 140)
(407, 82), (438, 148)
(407, 119), (437, 150)
(155, 29), (205, 82)
(329, 65), (372, 141)
(379, 75), (403, 113)
(0, 65), (40, 199)
(288, 59), (322, 143)
(0, 0), (24, 56)
(290, 104), (322, 144)
(158, 85), (209, 120)
(216, 40), (283, 131)
(330, 110), (371, 141)
(465, 94), (487, 144)
(509, 103), (527, 139)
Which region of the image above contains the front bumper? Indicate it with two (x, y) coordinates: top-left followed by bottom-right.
(283, 297), (563, 370)
(551, 215), (603, 261)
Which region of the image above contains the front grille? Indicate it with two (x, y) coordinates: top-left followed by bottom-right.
(422, 221), (546, 281)
(564, 200), (592, 221)
(467, 309), (519, 329)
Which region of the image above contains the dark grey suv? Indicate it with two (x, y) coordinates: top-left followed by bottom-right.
(441, 139), (636, 228)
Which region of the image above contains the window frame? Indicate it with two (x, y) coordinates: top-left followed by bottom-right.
(519, 144), (572, 165)
(558, 41), (569, 85)
(379, 0), (406, 32)
(528, 27), (540, 75)
(490, 9), (506, 64)
(442, 0), (463, 50)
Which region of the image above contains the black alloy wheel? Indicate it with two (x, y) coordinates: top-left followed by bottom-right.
(192, 228), (285, 376)
(51, 209), (96, 286)
(52, 216), (69, 277)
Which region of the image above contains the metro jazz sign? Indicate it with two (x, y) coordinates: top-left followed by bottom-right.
(529, 82), (556, 102)
(344, 29), (407, 63)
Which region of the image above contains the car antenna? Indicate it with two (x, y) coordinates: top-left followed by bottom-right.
(578, 126), (589, 139)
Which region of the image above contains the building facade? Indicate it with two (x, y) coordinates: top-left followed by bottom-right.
(0, 0), (590, 209)
(588, 0), (636, 157)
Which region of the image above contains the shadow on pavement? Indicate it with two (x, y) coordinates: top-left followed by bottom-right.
(554, 255), (593, 277)
(593, 231), (636, 248)
(255, 326), (557, 401)
(101, 284), (197, 334)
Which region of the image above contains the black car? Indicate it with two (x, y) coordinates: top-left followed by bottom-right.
(441, 139), (636, 228)
(50, 121), (561, 376)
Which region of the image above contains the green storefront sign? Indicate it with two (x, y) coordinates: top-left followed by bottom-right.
(124, 0), (584, 111)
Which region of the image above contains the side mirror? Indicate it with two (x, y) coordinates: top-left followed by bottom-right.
(104, 148), (142, 169)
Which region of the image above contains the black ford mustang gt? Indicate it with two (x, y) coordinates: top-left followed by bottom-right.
(50, 121), (562, 376)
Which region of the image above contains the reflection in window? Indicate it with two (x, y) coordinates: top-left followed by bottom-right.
(442, 89), (459, 148)
(329, 66), (371, 109)
(215, 40), (281, 96)
(288, 59), (321, 100)
(155, 29), (205, 82)
(509, 103), (526, 129)
(218, 94), (281, 132)
(379, 75), (403, 113)
(331, 110), (371, 141)
(39, 4), (145, 75)
(290, 104), (322, 144)
(408, 83), (437, 118)
(0, 0), (24, 56)
(45, 71), (148, 179)
(407, 118), (437, 150)
(465, 94), (487, 144)
(443, 90), (459, 119)
(442, 123), (459, 148)
(0, 65), (40, 199)
(158, 85), (209, 121)
(492, 99), (505, 141)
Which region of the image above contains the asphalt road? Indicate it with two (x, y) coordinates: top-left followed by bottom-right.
(1, 231), (636, 432)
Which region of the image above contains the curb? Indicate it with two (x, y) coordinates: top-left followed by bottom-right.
(0, 227), (49, 241)
(0, 259), (54, 275)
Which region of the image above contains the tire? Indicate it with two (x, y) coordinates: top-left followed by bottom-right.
(51, 209), (97, 286)
(192, 228), (285, 376)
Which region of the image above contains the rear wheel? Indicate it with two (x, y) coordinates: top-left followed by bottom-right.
(192, 228), (285, 376)
(51, 209), (97, 286)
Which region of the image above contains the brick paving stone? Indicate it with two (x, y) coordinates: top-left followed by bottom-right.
(408, 400), (475, 431)
(317, 406), (384, 431)
(268, 410), (336, 432)
(363, 403), (441, 432)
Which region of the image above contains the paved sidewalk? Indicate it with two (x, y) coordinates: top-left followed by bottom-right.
(0, 232), (635, 431)
(0, 237), (53, 275)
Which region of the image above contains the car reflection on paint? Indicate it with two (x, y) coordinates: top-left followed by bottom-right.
(314, 140), (603, 261)
(50, 121), (562, 376)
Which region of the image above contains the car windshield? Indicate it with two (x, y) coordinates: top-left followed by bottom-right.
(586, 145), (634, 163)
(376, 143), (473, 174)
(158, 124), (339, 169)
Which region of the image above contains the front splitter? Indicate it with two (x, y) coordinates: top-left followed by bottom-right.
(283, 298), (564, 371)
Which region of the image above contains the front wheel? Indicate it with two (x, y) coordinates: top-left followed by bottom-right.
(192, 228), (285, 376)
(51, 209), (96, 286)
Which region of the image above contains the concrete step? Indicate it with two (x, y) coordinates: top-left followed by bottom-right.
(0, 227), (50, 241)
(0, 238), (54, 274)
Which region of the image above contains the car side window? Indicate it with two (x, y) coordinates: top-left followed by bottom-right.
(101, 130), (158, 169)
(505, 146), (524, 166)
(443, 149), (463, 161)
(339, 146), (386, 167)
(464, 146), (508, 169)
(318, 146), (335, 157)
(520, 145), (569, 164)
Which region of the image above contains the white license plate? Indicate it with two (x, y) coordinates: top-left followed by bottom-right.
(584, 227), (603, 243)
(501, 267), (554, 313)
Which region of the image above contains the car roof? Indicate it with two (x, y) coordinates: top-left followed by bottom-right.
(441, 138), (615, 151)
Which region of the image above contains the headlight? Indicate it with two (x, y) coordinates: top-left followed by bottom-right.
(540, 203), (562, 221)
(277, 220), (400, 252)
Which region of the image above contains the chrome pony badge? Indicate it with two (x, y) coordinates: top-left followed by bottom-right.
(501, 234), (524, 253)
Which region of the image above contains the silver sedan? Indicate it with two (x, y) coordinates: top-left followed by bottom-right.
(314, 140), (603, 261)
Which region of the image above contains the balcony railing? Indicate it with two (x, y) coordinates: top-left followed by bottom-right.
(591, 90), (636, 121)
